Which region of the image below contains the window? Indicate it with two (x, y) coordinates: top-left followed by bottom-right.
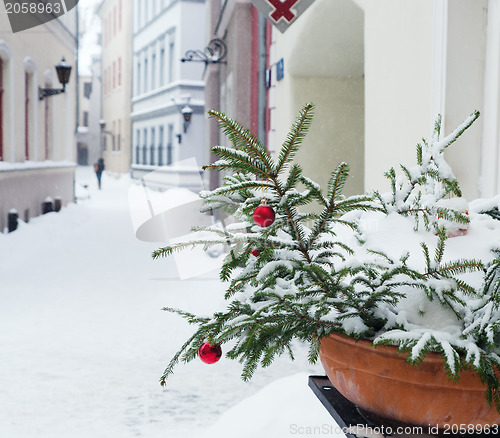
(83, 111), (89, 127)
(24, 71), (31, 160)
(135, 129), (140, 164)
(151, 52), (156, 90)
(136, 61), (141, 95)
(84, 82), (92, 98)
(167, 124), (173, 165)
(144, 57), (148, 92)
(158, 126), (164, 166)
(137, 0), (141, 30)
(112, 121), (116, 151)
(113, 5), (117, 36)
(142, 128), (147, 164)
(168, 38), (175, 83)
(118, 57), (122, 87)
(0, 57), (3, 161)
(118, 119), (121, 151)
(150, 127), (156, 165)
(103, 17), (107, 46)
(108, 13), (112, 43)
(119, 0), (122, 31)
(159, 46), (165, 87)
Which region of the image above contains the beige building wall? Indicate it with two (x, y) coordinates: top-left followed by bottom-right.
(0, 9), (77, 231)
(363, 0), (435, 195)
(269, 0), (365, 196)
(443, 0), (487, 199)
(362, 0), (486, 200)
(482, 0), (500, 198)
(0, 20), (76, 163)
(98, 0), (132, 173)
(269, 0), (490, 201)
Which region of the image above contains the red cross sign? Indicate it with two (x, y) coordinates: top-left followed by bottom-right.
(268, 0), (298, 23)
(251, 0), (316, 33)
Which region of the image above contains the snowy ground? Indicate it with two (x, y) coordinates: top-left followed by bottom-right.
(0, 167), (341, 438)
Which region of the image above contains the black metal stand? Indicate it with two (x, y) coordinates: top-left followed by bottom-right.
(308, 375), (497, 438)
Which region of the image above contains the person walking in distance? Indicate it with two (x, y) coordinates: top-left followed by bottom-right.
(94, 158), (105, 189)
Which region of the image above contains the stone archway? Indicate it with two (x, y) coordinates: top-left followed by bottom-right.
(277, 0), (365, 196)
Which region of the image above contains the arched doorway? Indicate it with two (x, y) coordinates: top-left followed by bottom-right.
(271, 0), (365, 196)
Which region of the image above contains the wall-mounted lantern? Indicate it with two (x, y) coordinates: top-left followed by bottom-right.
(99, 119), (115, 152)
(172, 97), (194, 137)
(181, 105), (193, 133)
(38, 58), (72, 101)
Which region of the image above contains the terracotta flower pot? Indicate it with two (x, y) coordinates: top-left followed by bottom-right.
(319, 333), (500, 428)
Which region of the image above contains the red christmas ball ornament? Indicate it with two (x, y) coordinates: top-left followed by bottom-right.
(198, 342), (222, 364)
(253, 203), (275, 227)
(251, 249), (259, 257)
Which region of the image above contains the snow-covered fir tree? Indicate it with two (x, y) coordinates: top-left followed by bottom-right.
(154, 103), (500, 410)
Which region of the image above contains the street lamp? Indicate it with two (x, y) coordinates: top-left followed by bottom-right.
(99, 119), (115, 152)
(181, 105), (193, 133)
(172, 97), (194, 141)
(39, 58), (72, 101)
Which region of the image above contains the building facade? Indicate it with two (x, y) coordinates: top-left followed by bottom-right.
(98, 0), (132, 174)
(360, 0), (487, 200)
(268, 0), (500, 201)
(76, 56), (103, 167)
(0, 7), (77, 231)
(205, 0), (270, 190)
(76, 73), (92, 165)
(130, 0), (207, 190)
(203, 0), (500, 203)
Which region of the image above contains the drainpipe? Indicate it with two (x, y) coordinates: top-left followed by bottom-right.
(75, 3), (80, 138)
(257, 12), (267, 147)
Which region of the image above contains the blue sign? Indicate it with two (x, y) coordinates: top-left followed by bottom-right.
(277, 58), (284, 82)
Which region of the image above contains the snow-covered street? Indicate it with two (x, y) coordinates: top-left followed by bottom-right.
(0, 167), (337, 438)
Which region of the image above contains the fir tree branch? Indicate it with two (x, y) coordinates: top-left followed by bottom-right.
(327, 162), (350, 206)
(284, 164), (303, 193)
(274, 103), (314, 176)
(204, 146), (271, 179)
(159, 329), (206, 386)
(207, 110), (275, 174)
(299, 175), (329, 208)
(435, 110), (480, 153)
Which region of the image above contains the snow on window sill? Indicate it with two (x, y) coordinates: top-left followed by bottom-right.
(0, 160), (77, 172)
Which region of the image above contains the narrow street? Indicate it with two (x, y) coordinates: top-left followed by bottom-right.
(0, 167), (322, 438)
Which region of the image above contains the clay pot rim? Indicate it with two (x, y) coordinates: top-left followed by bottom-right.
(324, 332), (457, 364)
(319, 332), (500, 426)
(320, 332), (495, 390)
